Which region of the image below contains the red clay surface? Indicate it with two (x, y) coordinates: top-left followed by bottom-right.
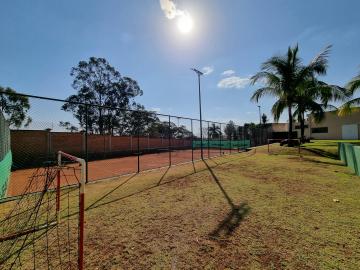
(7, 148), (239, 197)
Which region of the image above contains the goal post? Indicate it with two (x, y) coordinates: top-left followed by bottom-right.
(0, 151), (86, 269)
(57, 151), (85, 270)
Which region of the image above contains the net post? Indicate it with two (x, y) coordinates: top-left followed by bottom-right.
(57, 151), (85, 270)
(268, 139), (270, 154)
(56, 170), (60, 223)
(78, 158), (86, 270)
(56, 152), (62, 223)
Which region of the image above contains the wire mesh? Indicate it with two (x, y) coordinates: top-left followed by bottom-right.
(0, 162), (81, 269)
(0, 91), (264, 200)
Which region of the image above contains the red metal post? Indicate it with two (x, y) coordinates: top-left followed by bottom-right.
(78, 192), (85, 270)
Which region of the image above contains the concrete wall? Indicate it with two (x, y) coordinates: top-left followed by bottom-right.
(295, 110), (360, 140)
(10, 130), (192, 169)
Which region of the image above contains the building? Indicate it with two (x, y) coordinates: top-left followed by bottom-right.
(295, 109), (360, 140)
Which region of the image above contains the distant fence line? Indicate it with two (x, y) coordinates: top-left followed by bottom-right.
(1, 91), (272, 199)
(11, 129), (193, 169)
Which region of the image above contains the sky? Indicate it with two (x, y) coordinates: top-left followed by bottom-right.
(0, 0), (360, 129)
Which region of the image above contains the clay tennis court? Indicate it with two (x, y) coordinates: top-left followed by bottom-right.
(7, 148), (240, 197)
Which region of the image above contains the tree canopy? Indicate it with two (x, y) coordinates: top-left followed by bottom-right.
(0, 87), (32, 128)
(62, 57), (143, 135)
(251, 44), (346, 142)
(338, 70), (360, 116)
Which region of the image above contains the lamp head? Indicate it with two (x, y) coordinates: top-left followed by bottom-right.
(191, 68), (204, 76)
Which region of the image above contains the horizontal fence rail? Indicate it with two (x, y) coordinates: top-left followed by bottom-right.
(0, 91), (270, 200)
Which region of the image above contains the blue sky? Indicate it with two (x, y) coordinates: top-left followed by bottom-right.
(1, 0), (360, 128)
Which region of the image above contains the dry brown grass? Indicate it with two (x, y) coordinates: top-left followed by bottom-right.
(82, 145), (360, 269)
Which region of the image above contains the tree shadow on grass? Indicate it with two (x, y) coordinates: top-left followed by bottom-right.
(300, 156), (344, 167)
(86, 150), (255, 212)
(203, 160), (250, 239)
(302, 147), (338, 160)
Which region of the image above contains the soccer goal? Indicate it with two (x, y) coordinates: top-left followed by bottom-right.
(0, 151), (85, 270)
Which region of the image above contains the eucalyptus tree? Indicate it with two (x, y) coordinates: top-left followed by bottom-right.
(62, 57), (143, 134)
(251, 44), (332, 143)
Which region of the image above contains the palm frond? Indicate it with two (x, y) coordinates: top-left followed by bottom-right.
(250, 87), (278, 102)
(250, 72), (280, 87)
(346, 73), (360, 93)
(308, 45), (332, 75)
(271, 98), (287, 122)
(337, 98), (360, 116)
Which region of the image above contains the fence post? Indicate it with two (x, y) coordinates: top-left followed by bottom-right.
(85, 104), (89, 183)
(191, 119), (194, 162)
(207, 121), (210, 158)
(147, 134), (150, 151)
(220, 123), (222, 156)
(168, 115), (171, 166)
(137, 127), (140, 173)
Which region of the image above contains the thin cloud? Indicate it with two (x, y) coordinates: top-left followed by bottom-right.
(159, 0), (185, 19)
(202, 66), (214, 76)
(222, 70), (235, 76)
(217, 76), (250, 89)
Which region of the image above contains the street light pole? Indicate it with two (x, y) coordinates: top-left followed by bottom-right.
(258, 105), (261, 125)
(191, 68), (204, 160)
(258, 105), (262, 146)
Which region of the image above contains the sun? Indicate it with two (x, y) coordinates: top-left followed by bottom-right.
(177, 13), (193, 34)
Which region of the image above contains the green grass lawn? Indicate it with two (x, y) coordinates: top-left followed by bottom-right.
(1, 144), (359, 269)
(302, 140), (360, 159)
(81, 145), (360, 269)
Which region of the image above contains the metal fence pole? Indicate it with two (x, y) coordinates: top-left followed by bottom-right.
(191, 119), (194, 162)
(85, 104), (89, 183)
(207, 121), (210, 158)
(219, 123), (222, 156)
(137, 127), (140, 173)
(168, 115), (171, 166)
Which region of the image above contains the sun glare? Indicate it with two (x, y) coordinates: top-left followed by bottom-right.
(177, 13), (193, 34)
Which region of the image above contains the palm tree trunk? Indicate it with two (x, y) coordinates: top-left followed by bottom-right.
(300, 117), (304, 143)
(300, 111), (305, 143)
(288, 104), (293, 140)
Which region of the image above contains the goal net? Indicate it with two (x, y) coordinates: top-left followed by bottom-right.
(0, 151), (85, 270)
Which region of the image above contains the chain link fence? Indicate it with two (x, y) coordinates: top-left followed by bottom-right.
(0, 91), (270, 199)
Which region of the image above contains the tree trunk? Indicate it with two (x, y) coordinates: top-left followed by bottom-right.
(300, 111), (305, 143)
(288, 106), (293, 146)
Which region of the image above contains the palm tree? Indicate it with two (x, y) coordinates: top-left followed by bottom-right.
(293, 79), (346, 141)
(208, 123), (221, 139)
(251, 44), (332, 144)
(261, 113), (268, 125)
(338, 70), (360, 116)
